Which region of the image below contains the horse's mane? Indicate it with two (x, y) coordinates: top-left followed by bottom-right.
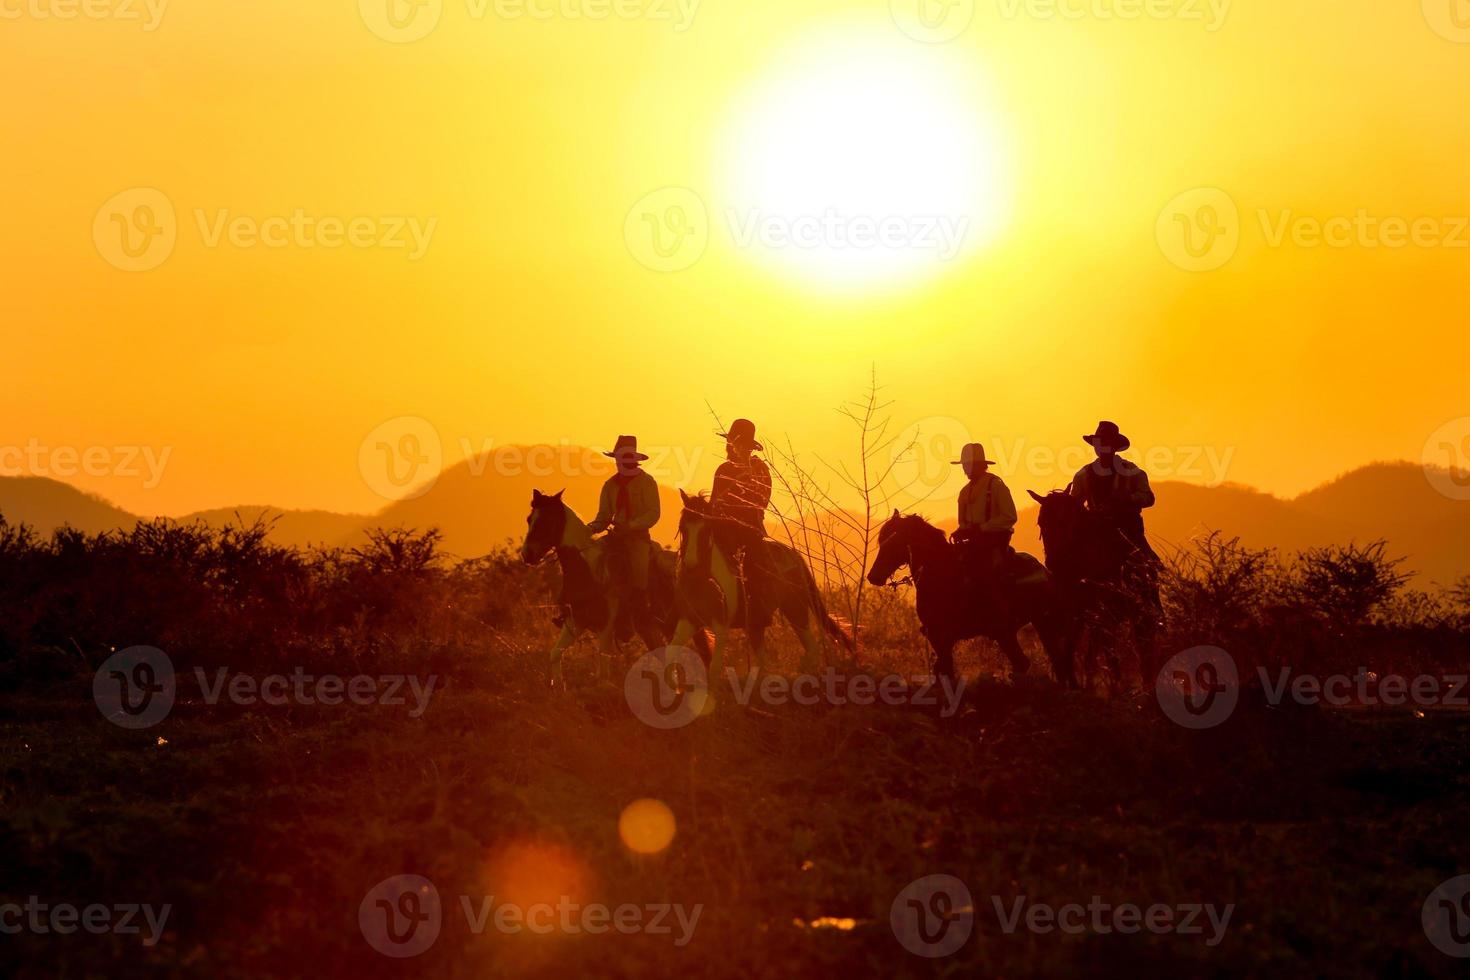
(679, 491), (752, 545)
(882, 512), (950, 550)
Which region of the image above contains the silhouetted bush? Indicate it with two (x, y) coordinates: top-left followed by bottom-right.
(1, 509), (1466, 692)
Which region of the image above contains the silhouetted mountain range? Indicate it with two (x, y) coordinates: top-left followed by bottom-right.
(2, 453), (1466, 585)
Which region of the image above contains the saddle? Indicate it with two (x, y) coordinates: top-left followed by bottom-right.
(960, 547), (1047, 594)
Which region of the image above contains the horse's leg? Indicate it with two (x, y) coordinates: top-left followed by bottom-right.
(709, 625), (728, 690)
(548, 621), (575, 690)
(1133, 589), (1162, 688)
(791, 621), (823, 676)
(669, 617), (697, 649)
(746, 619), (768, 676)
(776, 601), (820, 674)
(932, 638), (956, 682)
(595, 599), (620, 683)
(1028, 589), (1074, 689)
(994, 628), (1031, 682)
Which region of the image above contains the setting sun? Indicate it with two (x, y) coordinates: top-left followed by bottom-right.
(717, 36), (1009, 290)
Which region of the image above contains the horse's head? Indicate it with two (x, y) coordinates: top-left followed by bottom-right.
(676, 489), (715, 568)
(1028, 487), (1107, 574)
(522, 489), (567, 564)
(1029, 487), (1084, 538)
(867, 510), (945, 586)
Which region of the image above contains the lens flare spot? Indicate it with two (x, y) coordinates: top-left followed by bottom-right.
(618, 798), (677, 855)
(482, 841), (592, 912)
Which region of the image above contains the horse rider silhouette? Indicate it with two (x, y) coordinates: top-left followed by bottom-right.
(1069, 420), (1159, 562)
(710, 418), (771, 534)
(950, 442), (1017, 588)
(708, 418), (774, 591)
(586, 434), (664, 649)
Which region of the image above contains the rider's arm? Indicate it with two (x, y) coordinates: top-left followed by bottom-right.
(587, 481), (614, 533)
(1068, 467), (1089, 501)
(709, 462), (732, 504)
(1126, 468), (1156, 509)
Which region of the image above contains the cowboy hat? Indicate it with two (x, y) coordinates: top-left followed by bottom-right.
(716, 418), (764, 451)
(1083, 420), (1131, 452)
(950, 443), (996, 467)
(602, 435), (650, 461)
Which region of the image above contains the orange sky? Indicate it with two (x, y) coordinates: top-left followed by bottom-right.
(2, 0), (1468, 517)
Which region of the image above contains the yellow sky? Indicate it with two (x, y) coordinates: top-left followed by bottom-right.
(2, 0), (1468, 517)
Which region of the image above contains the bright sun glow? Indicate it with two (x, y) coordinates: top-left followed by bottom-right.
(719, 37), (1011, 292)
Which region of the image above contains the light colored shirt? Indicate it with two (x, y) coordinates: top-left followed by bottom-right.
(589, 470), (661, 533)
(957, 472), (1017, 533)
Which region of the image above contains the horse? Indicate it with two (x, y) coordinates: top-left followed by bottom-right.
(521, 489), (690, 688)
(666, 490), (853, 681)
(865, 511), (1074, 687)
(1026, 488), (1162, 689)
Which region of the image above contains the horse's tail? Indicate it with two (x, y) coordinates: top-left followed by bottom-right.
(801, 562), (855, 654)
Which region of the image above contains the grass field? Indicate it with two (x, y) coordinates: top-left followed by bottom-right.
(4, 523), (1470, 977)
